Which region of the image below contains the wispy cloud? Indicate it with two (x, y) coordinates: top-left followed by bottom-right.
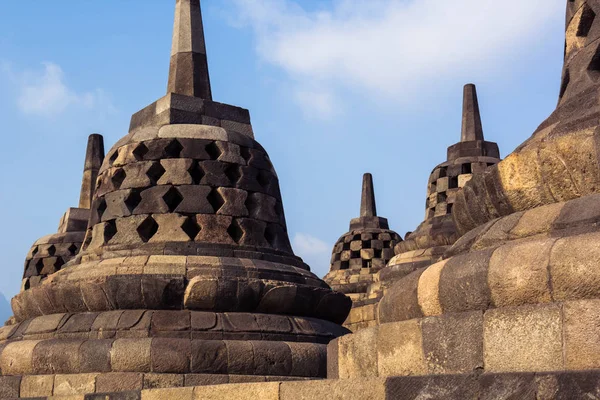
(3, 62), (114, 117)
(292, 233), (331, 278)
(228, 0), (563, 117)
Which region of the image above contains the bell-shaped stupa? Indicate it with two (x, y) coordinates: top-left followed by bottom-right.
(22, 134), (105, 291)
(324, 173), (401, 330)
(3, 0), (350, 390)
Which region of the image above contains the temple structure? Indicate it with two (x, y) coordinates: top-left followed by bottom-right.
(22, 134), (105, 292)
(382, 84), (501, 286)
(3, 0), (600, 398)
(324, 174), (401, 331)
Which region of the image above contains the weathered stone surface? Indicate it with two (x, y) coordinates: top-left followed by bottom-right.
(0, 376), (21, 399)
(192, 382), (280, 400)
(281, 378), (386, 400)
(96, 372), (144, 393)
(111, 339), (153, 372)
(20, 374), (54, 398)
(563, 299), (600, 370)
(338, 326), (378, 378)
(377, 320), (425, 377)
(53, 373), (98, 396)
(484, 304), (563, 372)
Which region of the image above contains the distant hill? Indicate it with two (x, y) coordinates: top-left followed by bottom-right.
(0, 293), (12, 324)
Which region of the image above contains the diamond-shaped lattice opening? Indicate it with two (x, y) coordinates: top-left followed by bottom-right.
(461, 163), (472, 174)
(137, 216), (158, 243)
(437, 192), (447, 203)
(207, 188), (225, 213)
(54, 257), (65, 271)
(165, 139), (183, 158)
(109, 149), (119, 165)
(226, 164), (241, 186)
(559, 69), (570, 99)
(111, 168), (127, 190)
(257, 170), (270, 188)
(32, 246), (39, 257)
(240, 147), (251, 162)
(188, 162), (204, 184)
(374, 249), (383, 258)
(104, 220), (118, 243)
(133, 143), (149, 161)
(24, 279), (31, 291)
(47, 245), (56, 256)
(205, 142), (222, 160)
(342, 242), (350, 251)
(124, 189), (143, 213)
(340, 261), (350, 270)
(589, 43), (600, 75)
(245, 193), (259, 215)
(35, 259), (44, 275)
(163, 187), (184, 212)
(227, 219), (244, 243)
(447, 204), (454, 214)
(181, 216), (201, 240)
(449, 176), (459, 189)
(577, 4), (596, 37)
(383, 241), (392, 248)
(439, 167), (447, 178)
(97, 198), (107, 220)
(362, 259), (371, 269)
(146, 162), (166, 184)
(362, 240), (372, 248)
(68, 244), (78, 256)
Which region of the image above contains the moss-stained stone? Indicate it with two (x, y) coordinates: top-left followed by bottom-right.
(488, 239), (554, 308)
(377, 320), (426, 377)
(484, 304), (563, 373)
(421, 311), (483, 374)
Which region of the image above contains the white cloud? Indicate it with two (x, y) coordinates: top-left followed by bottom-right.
(292, 233), (332, 278)
(229, 0), (563, 117)
(6, 62), (114, 117)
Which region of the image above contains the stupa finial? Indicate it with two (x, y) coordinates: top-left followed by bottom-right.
(78, 134), (105, 209)
(461, 83), (484, 142)
(360, 173), (377, 217)
(167, 0), (212, 100)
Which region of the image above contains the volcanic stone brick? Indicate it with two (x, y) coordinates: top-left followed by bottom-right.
(225, 340), (254, 375)
(386, 374), (480, 400)
(193, 382), (280, 400)
(338, 327), (378, 379)
(438, 249), (493, 313)
(33, 339), (84, 374)
(111, 339), (153, 372)
(280, 378), (386, 400)
(190, 340), (227, 373)
(157, 159), (194, 185)
(96, 373), (144, 393)
(378, 269), (425, 323)
(20, 374), (54, 398)
(484, 304), (563, 372)
(0, 376), (21, 399)
(79, 339), (113, 373)
(0, 340), (43, 375)
(54, 373), (98, 396)
(252, 341), (293, 376)
(550, 231), (600, 301)
(151, 338), (191, 373)
(421, 311), (484, 374)
(563, 299), (600, 370)
(377, 320), (426, 377)
(143, 374), (184, 389)
(216, 188), (248, 216)
(488, 239), (554, 308)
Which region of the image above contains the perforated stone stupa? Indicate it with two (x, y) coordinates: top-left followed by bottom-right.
(324, 174), (401, 330)
(22, 134), (105, 292)
(383, 84), (501, 286)
(0, 0), (351, 397)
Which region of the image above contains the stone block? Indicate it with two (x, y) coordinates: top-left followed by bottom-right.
(0, 339), (42, 374)
(484, 304), (563, 372)
(563, 299), (600, 369)
(511, 202), (562, 237)
(151, 338), (191, 373)
(184, 374), (229, 387)
(53, 373), (98, 396)
(143, 373), (184, 389)
(338, 327), (379, 378)
(33, 339), (85, 374)
(192, 382), (280, 400)
(0, 376), (21, 399)
(378, 269), (424, 323)
(141, 386), (194, 400)
(111, 338), (153, 372)
(79, 339), (113, 373)
(417, 260), (447, 316)
(550, 232), (600, 301)
(224, 340), (254, 375)
(252, 340), (292, 376)
(327, 338), (339, 379)
(26, 313), (68, 334)
(488, 239), (554, 308)
(190, 340), (227, 374)
(438, 249), (493, 313)
(479, 373), (536, 400)
(386, 374), (480, 400)
(280, 378), (386, 400)
(421, 311), (483, 374)
(377, 320), (426, 377)
(287, 342), (325, 377)
(20, 374), (54, 397)
(96, 373), (144, 393)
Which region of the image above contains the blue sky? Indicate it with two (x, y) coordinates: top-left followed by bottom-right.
(0, 0), (565, 301)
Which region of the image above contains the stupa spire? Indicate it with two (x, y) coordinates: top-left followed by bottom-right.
(460, 83), (484, 142)
(360, 173), (377, 217)
(78, 134), (105, 209)
(167, 0), (212, 100)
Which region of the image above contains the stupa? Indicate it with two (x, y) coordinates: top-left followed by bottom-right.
(324, 174), (401, 330)
(382, 84), (501, 286)
(22, 134), (105, 291)
(0, 1), (350, 397)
